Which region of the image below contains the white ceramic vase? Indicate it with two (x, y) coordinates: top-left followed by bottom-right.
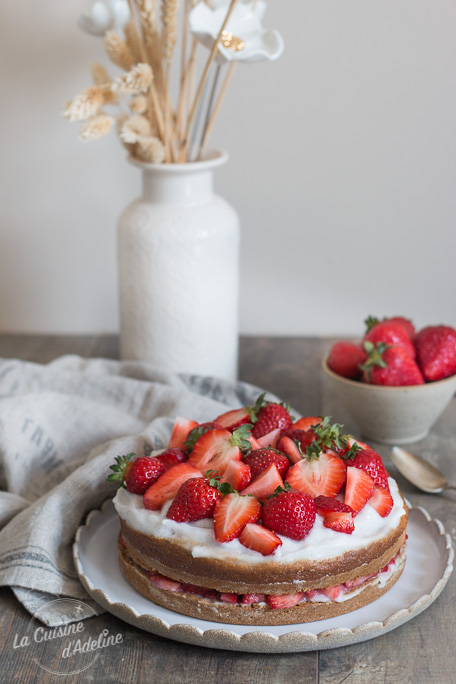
(117, 150), (240, 380)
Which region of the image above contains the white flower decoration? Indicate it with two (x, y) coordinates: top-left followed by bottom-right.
(189, 0), (284, 64)
(78, 0), (130, 36)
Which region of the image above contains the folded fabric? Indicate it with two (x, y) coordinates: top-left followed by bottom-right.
(0, 355), (271, 626)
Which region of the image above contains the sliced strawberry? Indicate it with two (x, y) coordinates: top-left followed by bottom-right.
(222, 459), (251, 491)
(320, 585), (342, 600)
(155, 447), (188, 469)
(344, 466), (374, 515)
(184, 422), (222, 452)
(278, 429), (316, 457)
(292, 416), (322, 431)
(368, 484), (394, 517)
(343, 446), (390, 489)
(314, 495), (355, 534)
(346, 436), (372, 452)
(213, 492), (261, 542)
(266, 593), (305, 610)
(240, 463), (283, 501)
(245, 434), (262, 450)
(256, 428), (282, 448)
(169, 417), (198, 449)
(278, 435), (304, 464)
(220, 593), (238, 604)
(241, 593), (266, 605)
(143, 463), (202, 510)
(188, 427), (248, 475)
(239, 523), (282, 556)
(286, 451), (347, 498)
(149, 573), (182, 592)
(214, 407), (252, 431)
(243, 447), (290, 479)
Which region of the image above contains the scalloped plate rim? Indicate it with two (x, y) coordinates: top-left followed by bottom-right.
(73, 499), (453, 653)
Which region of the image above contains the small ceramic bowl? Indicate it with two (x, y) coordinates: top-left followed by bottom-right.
(322, 358), (456, 444)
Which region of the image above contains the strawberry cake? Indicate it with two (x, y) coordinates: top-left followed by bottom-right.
(109, 395), (408, 626)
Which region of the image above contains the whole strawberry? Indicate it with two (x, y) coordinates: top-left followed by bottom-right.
(327, 341), (367, 379)
(361, 342), (424, 386)
(414, 325), (456, 381)
(243, 448), (290, 479)
(166, 474), (223, 522)
(365, 315), (416, 340)
(343, 446), (389, 489)
(107, 453), (167, 494)
(364, 319), (416, 358)
(251, 396), (293, 439)
(262, 484), (316, 540)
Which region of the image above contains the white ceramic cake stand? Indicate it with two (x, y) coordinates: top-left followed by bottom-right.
(73, 500), (453, 654)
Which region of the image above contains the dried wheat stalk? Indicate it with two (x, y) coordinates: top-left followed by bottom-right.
(79, 114), (114, 141)
(112, 63), (153, 93)
(104, 31), (134, 71)
(119, 115), (152, 143)
(63, 87), (105, 122)
(161, 0), (179, 68)
(135, 135), (166, 163)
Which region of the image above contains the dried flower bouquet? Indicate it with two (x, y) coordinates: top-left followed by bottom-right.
(64, 0), (283, 163)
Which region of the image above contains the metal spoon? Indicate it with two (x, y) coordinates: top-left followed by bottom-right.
(391, 446), (456, 494)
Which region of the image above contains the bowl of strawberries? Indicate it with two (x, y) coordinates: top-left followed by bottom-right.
(322, 316), (456, 444)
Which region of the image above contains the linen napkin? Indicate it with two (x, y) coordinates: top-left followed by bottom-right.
(0, 354), (272, 626)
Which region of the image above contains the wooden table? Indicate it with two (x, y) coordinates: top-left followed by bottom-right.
(0, 334), (454, 684)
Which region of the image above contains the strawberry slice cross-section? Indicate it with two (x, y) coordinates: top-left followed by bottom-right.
(213, 492), (261, 543)
(188, 424), (252, 475)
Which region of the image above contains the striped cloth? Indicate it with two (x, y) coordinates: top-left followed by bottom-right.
(0, 355), (267, 626)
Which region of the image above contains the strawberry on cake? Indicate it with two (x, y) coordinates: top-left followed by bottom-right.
(109, 395), (408, 626)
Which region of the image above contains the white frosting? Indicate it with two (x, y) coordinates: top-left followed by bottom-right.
(113, 476), (407, 566)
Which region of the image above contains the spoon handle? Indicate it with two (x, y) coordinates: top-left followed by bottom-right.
(445, 484), (456, 491)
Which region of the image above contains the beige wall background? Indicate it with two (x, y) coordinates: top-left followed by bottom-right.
(1, 1), (455, 336)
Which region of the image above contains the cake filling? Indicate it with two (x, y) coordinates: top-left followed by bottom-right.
(119, 534), (406, 610)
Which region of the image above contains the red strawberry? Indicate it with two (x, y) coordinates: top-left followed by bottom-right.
(365, 315), (415, 340)
(184, 422), (222, 452)
(220, 593), (238, 604)
(286, 450), (347, 498)
(291, 416), (322, 431)
(327, 341), (368, 379)
(368, 485), (394, 517)
(361, 342), (424, 386)
(314, 495), (355, 534)
(143, 463), (202, 510)
(251, 397), (293, 439)
(155, 447), (188, 469)
(222, 459), (251, 491)
(107, 453), (167, 494)
(214, 406), (252, 431)
(241, 593), (266, 605)
(239, 523), (283, 556)
(149, 573), (182, 592)
(388, 316), (416, 339)
(169, 417), (198, 449)
(240, 463), (284, 501)
(213, 492), (261, 542)
(266, 593), (305, 610)
(344, 467), (374, 515)
(243, 448), (290, 480)
(364, 319), (416, 358)
(166, 475), (222, 522)
(188, 424), (251, 475)
(262, 485), (316, 540)
(343, 446), (389, 489)
(414, 325), (456, 381)
(278, 429), (316, 457)
(255, 428), (282, 449)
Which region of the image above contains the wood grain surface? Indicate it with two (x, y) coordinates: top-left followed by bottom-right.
(0, 334), (454, 684)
